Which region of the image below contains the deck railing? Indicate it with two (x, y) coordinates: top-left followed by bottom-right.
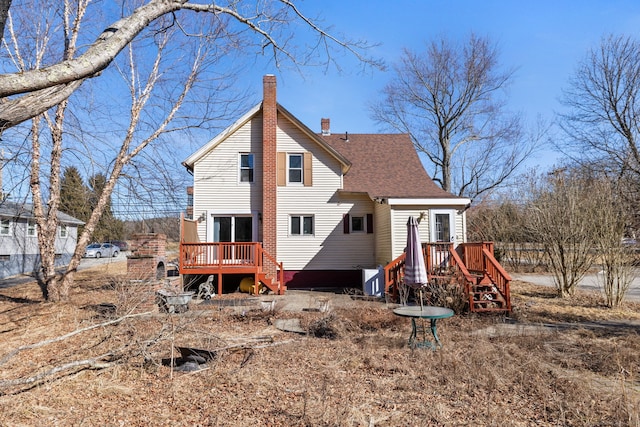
(481, 246), (512, 310)
(460, 242), (493, 272)
(383, 252), (406, 299)
(180, 242), (261, 269)
(257, 244), (285, 292)
(384, 242), (476, 300)
(383, 242), (510, 312)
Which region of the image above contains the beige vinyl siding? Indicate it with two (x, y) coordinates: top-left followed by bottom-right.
(374, 203), (392, 265)
(456, 210), (466, 243)
(193, 115), (263, 240)
(389, 205), (467, 259)
(275, 116), (376, 270)
(390, 207), (431, 259)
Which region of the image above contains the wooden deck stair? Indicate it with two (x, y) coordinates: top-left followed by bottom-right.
(384, 242), (512, 313)
(257, 272), (287, 295)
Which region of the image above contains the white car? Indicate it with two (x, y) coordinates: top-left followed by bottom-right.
(84, 243), (120, 258)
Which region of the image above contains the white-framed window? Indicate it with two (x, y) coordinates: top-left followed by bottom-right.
(0, 219), (10, 236)
(343, 213), (373, 234)
(288, 154), (303, 184)
(351, 216), (365, 233)
(59, 224), (68, 238)
(290, 215), (314, 236)
(239, 153), (254, 183)
(27, 221), (36, 237)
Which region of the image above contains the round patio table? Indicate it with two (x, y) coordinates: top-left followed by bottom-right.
(393, 305), (454, 349)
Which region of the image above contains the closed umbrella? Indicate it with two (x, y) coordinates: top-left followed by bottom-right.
(404, 216), (428, 308)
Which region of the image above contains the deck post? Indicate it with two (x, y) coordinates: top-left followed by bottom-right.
(217, 273), (222, 296)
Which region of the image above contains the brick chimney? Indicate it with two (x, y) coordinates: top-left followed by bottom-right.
(321, 118), (330, 136)
(262, 75), (277, 271)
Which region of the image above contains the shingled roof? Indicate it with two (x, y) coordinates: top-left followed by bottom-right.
(0, 201), (84, 225)
(322, 133), (459, 200)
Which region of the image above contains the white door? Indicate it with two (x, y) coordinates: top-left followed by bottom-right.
(429, 209), (456, 271)
(430, 210), (456, 243)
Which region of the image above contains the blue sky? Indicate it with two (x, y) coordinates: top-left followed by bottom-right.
(241, 0), (640, 169)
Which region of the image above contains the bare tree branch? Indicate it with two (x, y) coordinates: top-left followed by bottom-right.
(370, 34), (537, 200)
(0, 354), (115, 390)
(0, 311), (153, 366)
(0, 0), (381, 131)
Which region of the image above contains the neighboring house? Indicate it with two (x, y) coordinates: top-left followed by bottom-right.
(0, 201), (84, 279)
(180, 75), (471, 291)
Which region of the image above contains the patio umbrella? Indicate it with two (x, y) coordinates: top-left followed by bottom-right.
(404, 216), (428, 308)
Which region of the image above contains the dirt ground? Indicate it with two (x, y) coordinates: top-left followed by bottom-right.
(0, 263), (639, 426)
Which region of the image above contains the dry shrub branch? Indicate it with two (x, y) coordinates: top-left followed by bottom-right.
(0, 270), (639, 425)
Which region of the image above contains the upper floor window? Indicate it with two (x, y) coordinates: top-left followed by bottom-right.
(240, 153), (254, 183)
(290, 215), (314, 236)
(59, 224), (68, 238)
(0, 219), (10, 236)
(277, 152), (312, 186)
(27, 221), (36, 237)
(288, 154), (303, 184)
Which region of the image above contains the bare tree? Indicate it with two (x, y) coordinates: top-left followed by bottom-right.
(370, 34), (537, 200)
(0, 0), (10, 45)
(2, 1), (379, 302)
(0, 0), (380, 133)
(588, 176), (635, 307)
(559, 35), (640, 181)
(526, 169), (598, 297)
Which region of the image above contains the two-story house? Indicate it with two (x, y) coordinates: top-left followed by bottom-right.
(180, 75), (476, 295)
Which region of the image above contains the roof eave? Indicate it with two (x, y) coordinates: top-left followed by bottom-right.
(182, 102), (262, 169)
(386, 197), (472, 206)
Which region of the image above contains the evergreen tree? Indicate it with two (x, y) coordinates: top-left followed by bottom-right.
(89, 174), (124, 242)
(60, 166), (90, 224)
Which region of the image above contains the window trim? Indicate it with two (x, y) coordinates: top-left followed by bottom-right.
(239, 153), (255, 183)
(59, 224), (68, 238)
(290, 214), (314, 236)
(27, 220), (36, 237)
(344, 213), (374, 234)
(287, 153), (303, 184)
(351, 215), (365, 233)
(0, 218), (11, 236)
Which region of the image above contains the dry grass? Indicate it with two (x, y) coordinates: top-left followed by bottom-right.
(0, 268), (639, 426)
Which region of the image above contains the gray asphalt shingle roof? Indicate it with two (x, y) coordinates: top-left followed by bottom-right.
(0, 201), (85, 225)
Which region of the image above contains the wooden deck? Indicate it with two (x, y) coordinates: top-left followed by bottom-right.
(384, 242), (512, 313)
(179, 242), (285, 295)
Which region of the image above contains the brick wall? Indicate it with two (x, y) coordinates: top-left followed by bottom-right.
(127, 233), (167, 280)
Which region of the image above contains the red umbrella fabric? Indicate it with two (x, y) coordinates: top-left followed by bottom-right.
(404, 216), (428, 287)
